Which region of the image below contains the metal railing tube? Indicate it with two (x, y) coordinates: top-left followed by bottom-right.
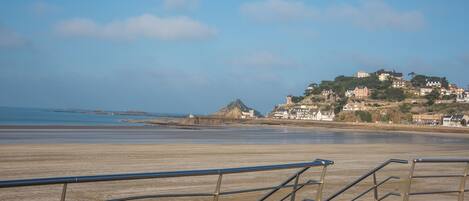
(0, 160), (332, 188)
(326, 159), (407, 201)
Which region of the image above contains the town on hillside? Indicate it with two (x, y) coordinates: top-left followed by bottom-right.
(269, 69), (469, 127)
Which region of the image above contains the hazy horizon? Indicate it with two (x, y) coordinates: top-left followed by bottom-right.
(1, 0), (469, 114)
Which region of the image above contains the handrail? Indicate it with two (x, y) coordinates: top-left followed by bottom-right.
(403, 158), (469, 201)
(0, 160), (332, 188)
(326, 159), (408, 201)
(0, 159), (333, 201)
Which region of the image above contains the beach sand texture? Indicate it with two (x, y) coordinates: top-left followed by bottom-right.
(0, 144), (468, 201)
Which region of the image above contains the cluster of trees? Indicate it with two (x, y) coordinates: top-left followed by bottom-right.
(305, 74), (389, 98)
(371, 88), (406, 101)
(304, 74), (406, 102)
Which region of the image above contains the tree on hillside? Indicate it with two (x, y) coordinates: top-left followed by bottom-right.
(411, 75), (427, 87)
(385, 88), (406, 101)
(291, 96), (304, 103)
(425, 89), (440, 105)
(371, 88), (406, 101)
(408, 72), (416, 79)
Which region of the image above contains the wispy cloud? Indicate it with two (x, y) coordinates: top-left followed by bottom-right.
(29, 1), (60, 15)
(241, 0), (425, 31)
(240, 0), (318, 22)
(325, 0), (425, 31)
(55, 14), (217, 41)
(0, 25), (28, 48)
(163, 0), (199, 11)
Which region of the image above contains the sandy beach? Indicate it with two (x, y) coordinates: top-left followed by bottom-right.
(0, 143), (468, 201)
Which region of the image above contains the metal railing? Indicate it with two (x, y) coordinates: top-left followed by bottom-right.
(403, 158), (469, 201)
(326, 159), (408, 201)
(0, 159), (333, 201)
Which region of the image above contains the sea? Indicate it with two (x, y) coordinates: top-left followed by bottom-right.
(1, 107), (469, 145)
(0, 107), (161, 126)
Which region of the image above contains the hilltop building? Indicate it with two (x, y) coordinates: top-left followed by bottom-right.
(426, 80), (441, 88)
(376, 69), (403, 81)
(355, 71), (370, 78)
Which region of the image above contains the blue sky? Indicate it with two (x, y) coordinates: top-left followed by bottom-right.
(0, 0), (468, 114)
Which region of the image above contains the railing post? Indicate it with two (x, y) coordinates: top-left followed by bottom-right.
(372, 173), (378, 201)
(213, 173), (223, 201)
(316, 164), (328, 201)
(60, 183), (67, 201)
(258, 167), (310, 201)
(458, 162), (469, 201)
(403, 160), (416, 201)
(290, 173), (300, 201)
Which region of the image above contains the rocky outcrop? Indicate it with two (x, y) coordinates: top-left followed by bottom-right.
(212, 99), (262, 119)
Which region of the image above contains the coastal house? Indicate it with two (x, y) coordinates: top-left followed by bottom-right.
(442, 115), (469, 127)
(276, 107), (335, 121)
(392, 80), (406, 88)
(353, 86), (369, 99)
(271, 110), (289, 119)
(240, 110), (255, 119)
(412, 114), (442, 125)
(315, 110), (335, 121)
(420, 88), (433, 96)
(355, 71), (370, 78)
(456, 93), (469, 103)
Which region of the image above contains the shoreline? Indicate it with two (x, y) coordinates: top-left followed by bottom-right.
(128, 116), (469, 134)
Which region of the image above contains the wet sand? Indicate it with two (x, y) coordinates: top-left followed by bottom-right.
(1, 143), (468, 201)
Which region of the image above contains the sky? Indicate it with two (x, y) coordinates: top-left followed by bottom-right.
(0, 0), (468, 114)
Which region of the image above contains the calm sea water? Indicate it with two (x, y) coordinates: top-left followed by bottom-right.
(1, 126), (469, 145)
(0, 107), (152, 126)
(1, 107), (469, 145)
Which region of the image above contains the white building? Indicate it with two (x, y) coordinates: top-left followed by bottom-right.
(426, 81), (441, 88)
(315, 110), (335, 121)
(274, 108), (335, 121)
(355, 71), (370, 78)
(442, 115), (469, 127)
(240, 110), (255, 119)
(378, 73), (390, 81)
(271, 110), (289, 119)
(456, 93), (469, 103)
(420, 88), (434, 96)
(392, 80), (406, 88)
